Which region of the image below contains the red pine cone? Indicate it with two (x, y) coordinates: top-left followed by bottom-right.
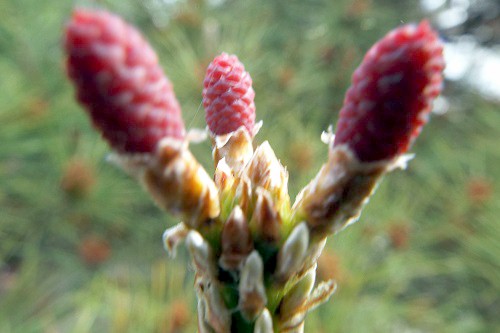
(333, 21), (444, 162)
(203, 53), (256, 136)
(65, 8), (185, 154)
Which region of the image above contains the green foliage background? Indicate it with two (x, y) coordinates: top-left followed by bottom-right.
(0, 0), (499, 332)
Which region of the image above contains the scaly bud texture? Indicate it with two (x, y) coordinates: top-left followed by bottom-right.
(65, 8), (185, 153)
(333, 21), (444, 162)
(65, 9), (444, 332)
(296, 22), (444, 236)
(203, 53), (256, 136)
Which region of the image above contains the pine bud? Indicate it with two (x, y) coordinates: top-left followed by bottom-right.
(252, 188), (281, 244)
(275, 223), (310, 283)
(245, 141), (290, 208)
(186, 231), (215, 278)
(279, 266), (316, 328)
(239, 251), (267, 321)
(219, 206), (253, 271)
(195, 276), (231, 333)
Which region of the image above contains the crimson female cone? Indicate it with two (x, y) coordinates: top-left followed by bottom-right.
(333, 21), (444, 162)
(203, 53), (256, 136)
(65, 8), (185, 154)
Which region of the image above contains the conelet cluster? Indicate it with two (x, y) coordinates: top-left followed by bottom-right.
(64, 8), (444, 333)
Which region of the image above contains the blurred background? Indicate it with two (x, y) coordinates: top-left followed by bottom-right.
(0, 0), (499, 332)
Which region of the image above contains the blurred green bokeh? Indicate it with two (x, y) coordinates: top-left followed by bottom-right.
(0, 0), (499, 332)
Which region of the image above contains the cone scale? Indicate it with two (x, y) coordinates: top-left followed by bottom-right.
(65, 9), (444, 333)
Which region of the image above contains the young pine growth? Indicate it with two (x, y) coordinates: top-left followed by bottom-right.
(296, 21), (444, 237)
(65, 8), (185, 153)
(65, 8), (444, 333)
(65, 8), (219, 229)
(333, 21), (444, 162)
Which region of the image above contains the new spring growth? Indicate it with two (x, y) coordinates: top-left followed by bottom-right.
(65, 8), (444, 332)
(239, 251), (267, 321)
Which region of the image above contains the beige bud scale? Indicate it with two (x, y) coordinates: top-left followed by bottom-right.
(239, 251), (267, 321)
(110, 137), (220, 230)
(220, 206), (253, 270)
